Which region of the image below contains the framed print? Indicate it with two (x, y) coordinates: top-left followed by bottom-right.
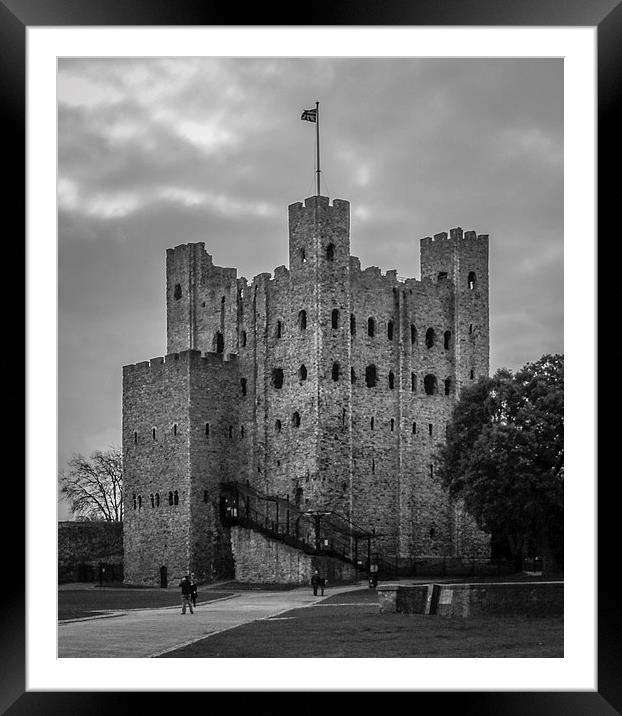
(8, 0), (618, 712)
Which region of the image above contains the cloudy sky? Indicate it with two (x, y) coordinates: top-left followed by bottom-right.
(57, 57), (563, 518)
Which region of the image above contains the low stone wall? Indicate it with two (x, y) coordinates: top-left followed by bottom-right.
(230, 526), (357, 584)
(58, 521), (123, 583)
(378, 581), (563, 617)
(378, 584), (434, 614)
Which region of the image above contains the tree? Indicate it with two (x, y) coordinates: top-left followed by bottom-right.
(436, 354), (563, 569)
(59, 446), (124, 522)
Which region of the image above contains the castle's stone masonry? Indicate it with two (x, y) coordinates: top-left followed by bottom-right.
(123, 195), (491, 585)
(230, 527), (356, 584)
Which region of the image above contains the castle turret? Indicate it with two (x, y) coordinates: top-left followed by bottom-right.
(420, 228), (490, 394)
(166, 242), (238, 356)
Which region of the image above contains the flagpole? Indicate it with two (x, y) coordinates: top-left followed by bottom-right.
(315, 101), (320, 196)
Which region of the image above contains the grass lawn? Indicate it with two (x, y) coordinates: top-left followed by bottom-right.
(58, 589), (233, 621)
(160, 589), (563, 658)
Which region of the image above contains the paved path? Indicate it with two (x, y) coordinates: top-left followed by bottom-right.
(58, 584), (365, 658)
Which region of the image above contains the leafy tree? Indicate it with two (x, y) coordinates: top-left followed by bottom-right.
(436, 354), (563, 569)
(59, 446), (123, 522)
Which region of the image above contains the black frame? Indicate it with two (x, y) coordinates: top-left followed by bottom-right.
(7, 0), (618, 712)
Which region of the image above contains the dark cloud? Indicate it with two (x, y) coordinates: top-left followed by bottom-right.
(57, 57), (563, 516)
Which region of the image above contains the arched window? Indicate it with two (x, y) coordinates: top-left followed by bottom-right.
(240, 425), (245, 438)
(350, 314), (356, 336)
(332, 362), (340, 381)
(241, 330), (247, 347)
(428, 423), (433, 436)
(350, 367), (357, 384)
(168, 491), (173, 506)
(444, 378), (452, 395)
(365, 364), (377, 387)
(367, 317), (375, 337)
(326, 243), (335, 261)
(205, 423), (210, 436)
(298, 310), (307, 330)
(241, 378), (247, 396)
(150, 494), (155, 508)
(387, 320), (394, 340)
(272, 368), (284, 389)
(444, 330), (451, 350)
(228, 425), (233, 439)
(388, 371), (395, 389)
(470, 369), (475, 380)
(425, 328), (435, 348)
(292, 412), (301, 427)
(155, 493), (160, 507)
(371, 458), (375, 474)
(370, 417), (374, 430)
(468, 271), (476, 290)
(300, 247), (306, 263)
(137, 496), (142, 509)
(411, 373), (417, 392)
(412, 421), (417, 434)
(173, 423), (178, 436)
(411, 324), (417, 344)
(203, 490), (208, 504)
(275, 419), (282, 432)
(298, 364), (307, 381)
(390, 418), (395, 432)
(174, 490), (179, 505)
(276, 320), (283, 339)
(174, 283), (182, 300)
(214, 331), (224, 353)
(152, 427), (156, 441)
(342, 408), (346, 425)
(469, 324), (473, 335)
(331, 309), (339, 329)
(424, 374), (438, 395)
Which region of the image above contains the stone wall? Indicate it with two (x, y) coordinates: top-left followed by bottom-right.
(230, 526), (356, 584)
(58, 521), (123, 583)
(378, 581), (563, 617)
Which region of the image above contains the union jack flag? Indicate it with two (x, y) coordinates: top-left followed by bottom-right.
(301, 108), (317, 122)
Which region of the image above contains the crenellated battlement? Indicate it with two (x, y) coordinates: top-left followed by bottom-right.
(123, 349), (238, 378)
(420, 228), (488, 248)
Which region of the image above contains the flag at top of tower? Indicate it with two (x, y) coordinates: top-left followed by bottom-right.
(301, 108), (317, 122)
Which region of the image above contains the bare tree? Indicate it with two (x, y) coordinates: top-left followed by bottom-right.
(59, 446), (123, 522)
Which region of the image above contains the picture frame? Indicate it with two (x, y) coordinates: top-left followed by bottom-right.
(9, 0), (616, 711)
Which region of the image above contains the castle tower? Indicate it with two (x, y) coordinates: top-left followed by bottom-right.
(283, 196), (352, 516)
(166, 242), (238, 357)
(420, 229), (490, 394)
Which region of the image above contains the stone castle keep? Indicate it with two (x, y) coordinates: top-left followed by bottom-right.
(122, 195), (491, 586)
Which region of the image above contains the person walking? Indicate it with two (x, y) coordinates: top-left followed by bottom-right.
(179, 575), (194, 614)
(311, 569), (322, 597)
(190, 572), (198, 608)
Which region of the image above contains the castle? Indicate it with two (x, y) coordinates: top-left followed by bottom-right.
(122, 194), (491, 586)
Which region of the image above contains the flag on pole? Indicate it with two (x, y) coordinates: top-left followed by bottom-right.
(301, 108), (317, 122)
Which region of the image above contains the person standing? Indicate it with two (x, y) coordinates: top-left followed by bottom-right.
(190, 572), (198, 608)
(179, 575), (194, 614)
